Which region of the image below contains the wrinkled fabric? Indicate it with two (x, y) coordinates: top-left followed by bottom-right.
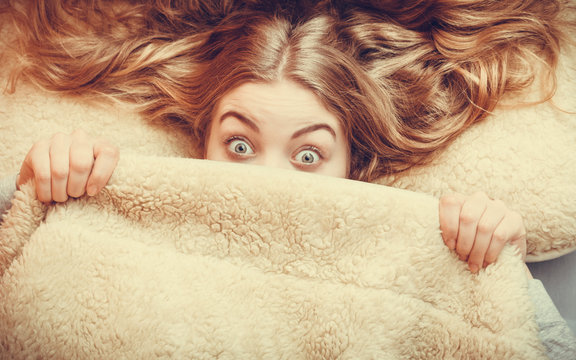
(0, 156), (547, 359)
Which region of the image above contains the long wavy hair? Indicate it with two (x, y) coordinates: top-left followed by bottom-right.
(2, 0), (571, 181)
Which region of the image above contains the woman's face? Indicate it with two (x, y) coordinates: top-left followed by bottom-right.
(205, 79), (350, 178)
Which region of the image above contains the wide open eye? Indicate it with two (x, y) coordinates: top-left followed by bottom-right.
(294, 148), (321, 165)
(227, 137), (254, 156)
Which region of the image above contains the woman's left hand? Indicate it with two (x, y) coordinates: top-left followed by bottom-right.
(439, 192), (526, 273)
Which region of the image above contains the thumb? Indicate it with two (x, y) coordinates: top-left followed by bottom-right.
(17, 159), (35, 190)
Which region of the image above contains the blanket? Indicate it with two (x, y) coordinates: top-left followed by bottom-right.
(0, 155), (545, 359)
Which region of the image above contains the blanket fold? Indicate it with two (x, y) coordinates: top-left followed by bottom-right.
(0, 155), (545, 359)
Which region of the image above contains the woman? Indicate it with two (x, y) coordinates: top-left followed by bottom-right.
(1, 0), (575, 356)
(5, 0), (565, 268)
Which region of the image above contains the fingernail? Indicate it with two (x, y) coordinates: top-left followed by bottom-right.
(87, 185), (98, 196)
(469, 264), (479, 273)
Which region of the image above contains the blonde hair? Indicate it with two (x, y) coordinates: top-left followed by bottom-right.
(3, 0), (571, 181)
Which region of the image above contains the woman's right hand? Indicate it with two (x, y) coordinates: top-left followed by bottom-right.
(17, 130), (119, 203)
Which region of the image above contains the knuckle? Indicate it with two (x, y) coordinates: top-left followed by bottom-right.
(50, 132), (68, 142)
(467, 249), (481, 261)
(459, 210), (477, 225)
(51, 167), (69, 180)
(88, 172), (105, 185)
(456, 241), (471, 254)
(442, 230), (456, 241)
(30, 140), (49, 154)
(440, 195), (460, 207)
(35, 172), (51, 184)
(100, 144), (119, 158)
(70, 158), (93, 174)
(476, 220), (492, 234)
(492, 229), (507, 244)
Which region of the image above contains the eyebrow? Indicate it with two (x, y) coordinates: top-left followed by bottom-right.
(291, 124), (336, 140)
(219, 110), (336, 140)
(220, 111), (260, 133)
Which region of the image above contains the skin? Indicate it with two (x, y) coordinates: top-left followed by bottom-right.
(17, 130), (118, 203)
(16, 79), (526, 274)
(439, 192), (526, 272)
(205, 80), (349, 178)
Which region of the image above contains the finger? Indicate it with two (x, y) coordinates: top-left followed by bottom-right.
(49, 133), (72, 202)
(456, 192), (489, 261)
(467, 199), (507, 272)
(484, 211), (526, 265)
(67, 131), (94, 198)
(86, 140), (119, 196)
(483, 223), (508, 266)
(26, 140), (52, 202)
(439, 193), (466, 250)
(17, 149), (37, 188)
(509, 212), (527, 261)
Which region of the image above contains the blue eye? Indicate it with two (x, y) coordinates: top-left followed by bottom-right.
(295, 149), (320, 165)
(227, 138), (254, 156)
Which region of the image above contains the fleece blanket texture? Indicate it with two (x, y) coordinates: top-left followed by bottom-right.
(0, 156), (545, 359)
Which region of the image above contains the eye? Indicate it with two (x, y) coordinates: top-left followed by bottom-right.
(226, 137), (254, 156)
(294, 148), (321, 165)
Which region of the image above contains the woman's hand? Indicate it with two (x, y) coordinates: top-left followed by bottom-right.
(17, 130), (119, 203)
(439, 192), (526, 273)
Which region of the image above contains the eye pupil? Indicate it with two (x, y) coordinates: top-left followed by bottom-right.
(302, 151), (314, 163)
(235, 143), (246, 153)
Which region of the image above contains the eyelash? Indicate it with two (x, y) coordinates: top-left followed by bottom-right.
(224, 136), (248, 145)
(296, 146), (324, 160)
(291, 146), (325, 172)
(223, 136), (254, 158)
(223, 136), (326, 166)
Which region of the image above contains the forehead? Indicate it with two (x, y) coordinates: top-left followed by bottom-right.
(216, 80), (339, 126)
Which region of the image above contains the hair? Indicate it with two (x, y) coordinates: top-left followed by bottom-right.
(2, 0), (572, 182)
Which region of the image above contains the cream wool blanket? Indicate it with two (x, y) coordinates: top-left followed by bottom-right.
(0, 156), (545, 359)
